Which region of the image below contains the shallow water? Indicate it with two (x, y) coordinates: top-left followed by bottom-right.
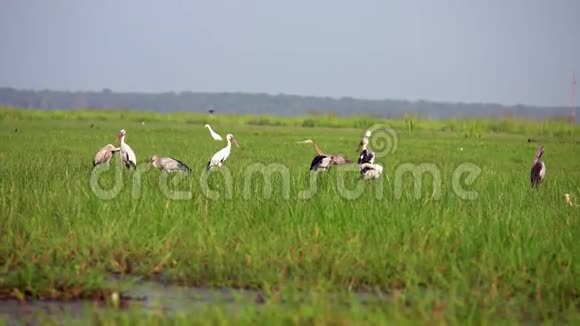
(0, 277), (390, 324)
(0, 277), (267, 325)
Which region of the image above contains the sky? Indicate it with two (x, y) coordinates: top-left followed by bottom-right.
(0, 0), (578, 106)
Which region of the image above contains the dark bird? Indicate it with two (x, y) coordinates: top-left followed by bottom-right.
(149, 155), (191, 173)
(309, 155), (334, 171)
(357, 148), (375, 164)
(356, 138), (375, 165)
(530, 145), (546, 187)
(356, 131), (376, 164)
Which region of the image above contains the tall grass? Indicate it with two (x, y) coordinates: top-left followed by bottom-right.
(0, 111), (578, 323)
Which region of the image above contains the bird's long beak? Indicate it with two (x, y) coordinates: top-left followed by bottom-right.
(233, 138), (240, 148)
(116, 134), (121, 144)
(297, 139), (313, 144)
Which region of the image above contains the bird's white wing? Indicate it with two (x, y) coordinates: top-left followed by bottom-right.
(123, 143), (137, 164)
(210, 147), (229, 164)
(206, 126), (223, 141)
(211, 130), (223, 141)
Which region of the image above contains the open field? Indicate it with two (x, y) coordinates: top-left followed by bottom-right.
(0, 108), (579, 324)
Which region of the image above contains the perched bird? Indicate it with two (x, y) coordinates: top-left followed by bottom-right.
(93, 144), (120, 167)
(359, 163), (383, 180)
(148, 155), (191, 173)
(207, 133), (239, 170)
(117, 129), (137, 169)
(298, 139), (352, 165)
(204, 124), (223, 141)
(530, 145), (545, 187)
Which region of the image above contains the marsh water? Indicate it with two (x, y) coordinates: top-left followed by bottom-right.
(0, 277), (388, 324)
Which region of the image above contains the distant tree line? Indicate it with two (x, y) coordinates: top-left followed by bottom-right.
(0, 87), (575, 122)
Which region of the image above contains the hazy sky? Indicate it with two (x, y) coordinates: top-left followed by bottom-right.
(0, 0), (578, 106)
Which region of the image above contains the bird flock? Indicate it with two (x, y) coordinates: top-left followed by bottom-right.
(93, 126), (236, 173)
(297, 130), (384, 180)
(94, 124), (553, 189)
(92, 125), (384, 180)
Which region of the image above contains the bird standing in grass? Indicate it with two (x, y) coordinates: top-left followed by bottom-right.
(207, 133), (239, 170)
(148, 155), (191, 173)
(356, 131), (375, 164)
(309, 154), (334, 171)
(298, 139), (352, 165)
(117, 129), (137, 169)
(530, 145), (545, 187)
(205, 124), (223, 141)
(93, 144), (120, 167)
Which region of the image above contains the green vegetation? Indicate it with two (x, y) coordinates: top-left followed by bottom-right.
(0, 107), (578, 324)
(1, 106), (578, 137)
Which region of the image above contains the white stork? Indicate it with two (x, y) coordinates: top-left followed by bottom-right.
(93, 144), (120, 167)
(148, 155), (191, 173)
(359, 162), (383, 180)
(206, 133), (239, 170)
(204, 124), (223, 141)
(298, 139), (352, 165)
(530, 145), (545, 187)
(117, 129), (137, 169)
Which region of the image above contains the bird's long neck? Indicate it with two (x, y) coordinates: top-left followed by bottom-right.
(225, 138), (232, 149)
(120, 135), (126, 145)
(207, 125), (215, 133)
(535, 147), (544, 160)
(360, 136), (370, 150)
(313, 142), (325, 156)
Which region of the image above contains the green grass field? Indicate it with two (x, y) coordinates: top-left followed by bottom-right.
(0, 108), (579, 324)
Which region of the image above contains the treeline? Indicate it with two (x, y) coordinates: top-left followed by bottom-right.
(0, 87), (576, 122)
